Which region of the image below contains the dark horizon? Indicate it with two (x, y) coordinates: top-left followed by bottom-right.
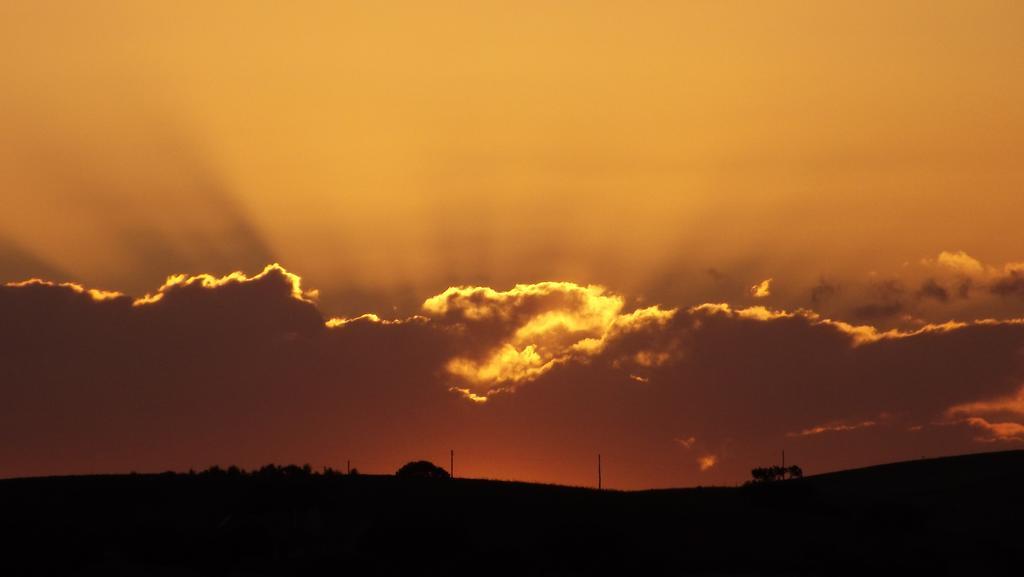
(4, 449), (1023, 576)
(7, 446), (1021, 492)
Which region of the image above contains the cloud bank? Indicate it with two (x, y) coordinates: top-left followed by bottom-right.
(2, 263), (1023, 488)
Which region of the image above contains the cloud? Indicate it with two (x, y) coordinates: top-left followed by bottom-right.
(698, 455), (718, 471)
(421, 282), (675, 397)
(916, 278), (949, 303)
(963, 418), (1024, 443)
(934, 250), (985, 276)
(4, 278), (125, 302)
(991, 270), (1024, 299)
(706, 268), (728, 282)
(810, 278), (838, 305)
(945, 386), (1024, 443)
(788, 252), (1024, 329)
(675, 436), (697, 449)
(3, 265), (1024, 488)
(919, 252), (1024, 308)
(750, 278), (772, 298)
(689, 303), (792, 322)
(127, 264), (326, 342)
(787, 420), (878, 437)
(948, 386), (1024, 418)
(851, 279), (906, 320)
(134, 263), (317, 306)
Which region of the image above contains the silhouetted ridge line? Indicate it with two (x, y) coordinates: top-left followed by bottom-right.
(2, 450), (1023, 575)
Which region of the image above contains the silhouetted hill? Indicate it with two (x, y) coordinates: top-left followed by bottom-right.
(3, 450), (1022, 576)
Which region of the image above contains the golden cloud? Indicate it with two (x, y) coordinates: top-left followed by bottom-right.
(923, 250), (1024, 298)
(689, 302), (793, 321)
(423, 282), (676, 398)
(4, 279), (125, 302)
(325, 313), (427, 328)
(750, 278), (772, 298)
(689, 301), (1011, 348)
(933, 250), (985, 276)
(132, 263), (317, 306)
(926, 250), (1024, 280)
(448, 387), (490, 404)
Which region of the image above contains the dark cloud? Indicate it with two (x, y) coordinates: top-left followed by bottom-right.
(706, 268), (728, 282)
(991, 271), (1024, 299)
(957, 277), (973, 299)
(2, 269), (1023, 488)
(916, 278), (950, 303)
(851, 280), (906, 320)
(810, 278), (838, 305)
(790, 253), (1024, 330)
(852, 301), (904, 320)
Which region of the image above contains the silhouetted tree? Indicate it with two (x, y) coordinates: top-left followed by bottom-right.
(186, 463), (368, 480)
(396, 460), (450, 479)
(203, 465), (225, 477)
(750, 464), (801, 483)
(750, 467), (771, 482)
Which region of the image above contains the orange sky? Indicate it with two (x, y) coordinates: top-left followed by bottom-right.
(2, 1), (1024, 487)
(3, 1), (1024, 313)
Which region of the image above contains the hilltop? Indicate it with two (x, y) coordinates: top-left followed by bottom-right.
(3, 450), (1022, 576)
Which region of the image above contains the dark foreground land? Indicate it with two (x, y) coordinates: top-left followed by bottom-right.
(3, 451), (1023, 576)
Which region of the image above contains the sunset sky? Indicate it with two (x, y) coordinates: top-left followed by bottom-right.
(2, 1), (1024, 488)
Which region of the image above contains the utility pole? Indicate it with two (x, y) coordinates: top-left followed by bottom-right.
(782, 450), (786, 479)
(347, 460), (350, 475)
(598, 454), (602, 490)
(450, 449), (454, 479)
